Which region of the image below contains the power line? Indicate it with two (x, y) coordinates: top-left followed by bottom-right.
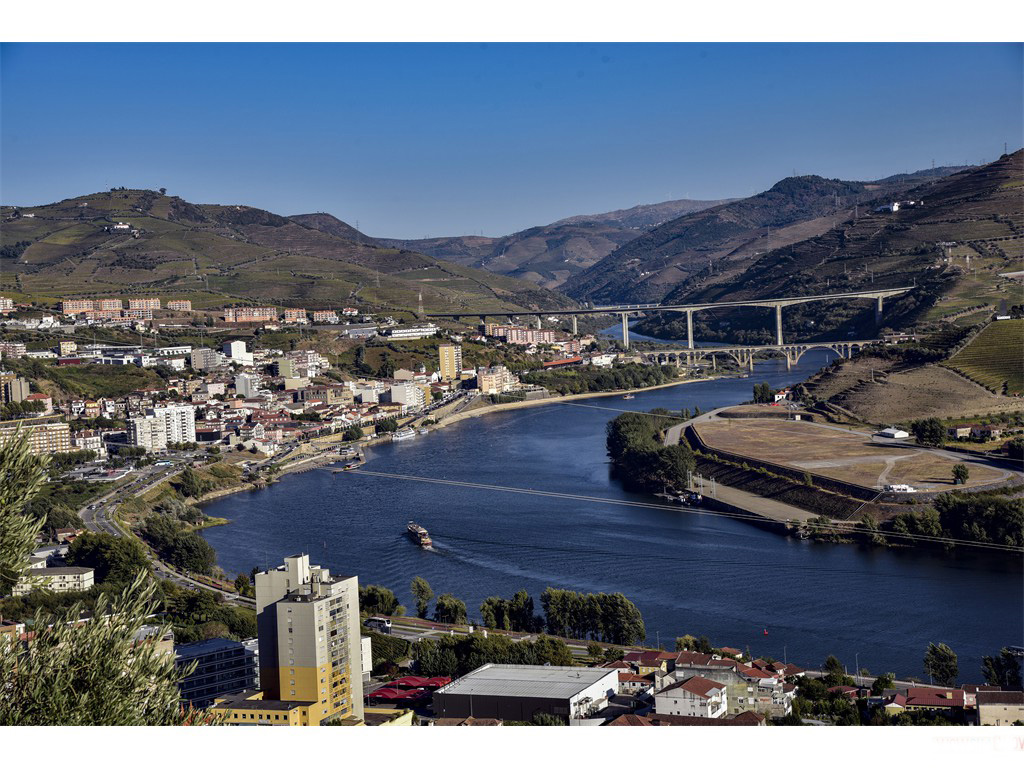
(343, 469), (1022, 553)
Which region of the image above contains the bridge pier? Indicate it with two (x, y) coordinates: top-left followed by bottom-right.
(621, 312), (630, 350)
(775, 304), (784, 345)
(875, 296), (884, 324)
(571, 315), (578, 336)
(535, 315), (542, 330)
(686, 309), (694, 349)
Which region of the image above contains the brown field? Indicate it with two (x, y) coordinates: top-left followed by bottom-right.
(696, 417), (1011, 491)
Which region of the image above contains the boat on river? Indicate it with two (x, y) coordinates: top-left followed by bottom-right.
(391, 427), (416, 442)
(622, 394), (635, 400)
(407, 521), (433, 548)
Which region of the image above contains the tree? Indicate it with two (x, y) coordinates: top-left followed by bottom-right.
(234, 573), (253, 598)
(376, 354), (395, 379)
(410, 576), (433, 619)
(981, 648), (1022, 689)
(343, 425), (364, 442)
(910, 418), (945, 447)
(433, 593), (468, 625)
(752, 382), (776, 404)
(359, 585), (403, 616)
(158, 187), (167, 195)
(923, 642), (958, 686)
(951, 463), (970, 485)
(0, 435), (212, 725)
(0, 432), (47, 595)
(177, 467), (212, 499)
(66, 533), (151, 586)
(870, 673), (895, 696)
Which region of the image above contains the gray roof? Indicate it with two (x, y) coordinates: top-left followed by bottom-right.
(435, 664), (617, 700)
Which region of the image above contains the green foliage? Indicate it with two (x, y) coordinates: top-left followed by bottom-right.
(540, 587), (645, 645)
(410, 576), (433, 619)
(870, 673), (895, 695)
(910, 418), (945, 446)
(140, 515), (217, 574)
(0, 573), (209, 725)
(981, 647), (1023, 689)
(48, 450), (98, 473)
(522, 363), (676, 396)
(676, 634), (714, 653)
(359, 584), (404, 616)
(933, 491), (1024, 548)
(0, 431), (48, 594)
(606, 410), (693, 493)
(343, 425), (364, 442)
(363, 629), (412, 674)
(412, 633), (574, 678)
(66, 532), (151, 586)
(176, 467), (213, 499)
(951, 463), (970, 485)
(376, 417), (399, 434)
(752, 382), (776, 403)
(923, 642), (959, 686)
(433, 593), (468, 624)
(0, 398), (46, 421)
(479, 590), (543, 632)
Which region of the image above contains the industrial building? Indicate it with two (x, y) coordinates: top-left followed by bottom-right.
(431, 664), (618, 722)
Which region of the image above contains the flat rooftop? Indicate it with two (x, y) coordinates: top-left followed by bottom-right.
(435, 664), (616, 700)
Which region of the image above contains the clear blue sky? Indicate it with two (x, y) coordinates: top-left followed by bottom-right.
(2, 43), (1021, 239)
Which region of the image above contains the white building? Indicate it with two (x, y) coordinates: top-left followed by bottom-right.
(877, 426), (909, 439)
(128, 404), (196, 452)
(386, 382), (426, 410)
(655, 676), (728, 719)
(191, 347), (226, 371)
(432, 664), (618, 722)
(13, 566), (95, 596)
(382, 324), (439, 340)
(235, 373), (260, 399)
(222, 340), (254, 366)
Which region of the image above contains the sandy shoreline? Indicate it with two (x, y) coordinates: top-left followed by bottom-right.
(430, 375), (728, 430)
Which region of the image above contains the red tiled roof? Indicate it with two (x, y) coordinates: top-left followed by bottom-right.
(661, 675), (725, 699)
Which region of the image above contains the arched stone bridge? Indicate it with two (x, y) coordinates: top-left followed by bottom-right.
(641, 339), (879, 370)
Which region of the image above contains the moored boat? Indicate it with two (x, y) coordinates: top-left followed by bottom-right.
(391, 427), (416, 441)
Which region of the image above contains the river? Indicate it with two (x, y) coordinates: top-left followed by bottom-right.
(202, 344), (1023, 681)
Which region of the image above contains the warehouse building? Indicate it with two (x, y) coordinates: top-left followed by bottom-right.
(431, 664), (618, 722)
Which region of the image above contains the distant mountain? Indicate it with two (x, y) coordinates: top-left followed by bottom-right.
(562, 165), (973, 305)
(630, 152), (1021, 343)
(375, 198), (729, 290)
(0, 191), (576, 315)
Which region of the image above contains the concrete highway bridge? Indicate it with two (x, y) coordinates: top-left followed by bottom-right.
(428, 287), (913, 349)
(641, 339), (879, 371)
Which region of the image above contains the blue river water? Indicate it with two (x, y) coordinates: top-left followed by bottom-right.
(202, 345), (1023, 680)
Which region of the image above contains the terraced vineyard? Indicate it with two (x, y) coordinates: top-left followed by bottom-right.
(944, 318), (1024, 395)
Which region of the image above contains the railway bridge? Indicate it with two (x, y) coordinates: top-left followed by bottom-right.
(641, 339), (879, 371)
(428, 287), (913, 349)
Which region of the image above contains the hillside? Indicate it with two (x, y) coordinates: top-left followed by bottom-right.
(375, 197), (727, 290)
(563, 165), (973, 305)
(0, 190), (576, 316)
(944, 319), (1024, 395)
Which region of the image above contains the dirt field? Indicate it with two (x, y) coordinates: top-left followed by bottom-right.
(830, 364), (1023, 423)
(695, 417), (1011, 491)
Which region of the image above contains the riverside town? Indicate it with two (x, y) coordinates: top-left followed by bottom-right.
(0, 30), (1022, 759)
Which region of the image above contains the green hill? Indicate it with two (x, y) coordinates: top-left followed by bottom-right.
(629, 153), (1023, 344)
(563, 165), (973, 305)
(0, 190), (576, 316)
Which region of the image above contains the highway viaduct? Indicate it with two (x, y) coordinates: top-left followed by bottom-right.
(427, 287), (914, 350)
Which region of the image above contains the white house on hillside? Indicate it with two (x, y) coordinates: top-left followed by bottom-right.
(655, 676), (727, 719)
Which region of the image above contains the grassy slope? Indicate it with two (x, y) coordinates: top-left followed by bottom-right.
(1, 190), (576, 316)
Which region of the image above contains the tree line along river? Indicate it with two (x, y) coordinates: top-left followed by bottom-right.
(201, 344), (1022, 681)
